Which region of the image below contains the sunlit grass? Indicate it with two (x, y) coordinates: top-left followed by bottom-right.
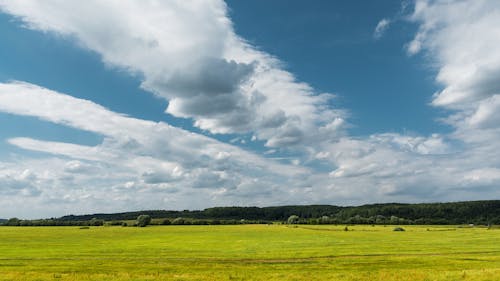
(0, 225), (499, 280)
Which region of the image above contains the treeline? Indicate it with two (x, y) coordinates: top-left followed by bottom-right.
(57, 205), (344, 222)
(2, 200), (500, 226)
(1, 216), (272, 227)
(57, 200), (500, 224)
(2, 217), (106, 227)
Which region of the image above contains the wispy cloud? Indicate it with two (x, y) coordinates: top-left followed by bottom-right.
(374, 18), (391, 39)
(0, 82), (311, 217)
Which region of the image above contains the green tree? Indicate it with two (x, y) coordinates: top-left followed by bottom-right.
(390, 215), (399, 224)
(172, 217), (185, 225)
(320, 216), (330, 224)
(6, 218), (21, 226)
(136, 215), (152, 227)
(89, 218), (104, 226)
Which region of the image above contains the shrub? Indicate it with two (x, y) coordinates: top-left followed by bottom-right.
(171, 217), (185, 225)
(320, 216), (330, 224)
(210, 219), (221, 225)
(393, 227), (405, 231)
(287, 215), (299, 224)
(136, 215), (152, 227)
(390, 216), (399, 224)
(161, 219), (171, 225)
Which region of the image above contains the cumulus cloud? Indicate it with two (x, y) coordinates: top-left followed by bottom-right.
(0, 0), (345, 148)
(408, 0), (500, 110)
(405, 0), (500, 155)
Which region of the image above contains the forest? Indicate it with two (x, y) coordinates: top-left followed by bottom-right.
(3, 200), (499, 226)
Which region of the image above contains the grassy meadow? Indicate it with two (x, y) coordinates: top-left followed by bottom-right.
(0, 224), (499, 280)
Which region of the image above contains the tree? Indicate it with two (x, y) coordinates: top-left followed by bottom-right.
(171, 217), (185, 225)
(136, 215), (152, 227)
(320, 216), (330, 224)
(390, 215), (399, 224)
(6, 218), (20, 226)
(89, 218), (104, 226)
(287, 215), (299, 224)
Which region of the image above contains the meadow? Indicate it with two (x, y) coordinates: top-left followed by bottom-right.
(0, 225), (499, 280)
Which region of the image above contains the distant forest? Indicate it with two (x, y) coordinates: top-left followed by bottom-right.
(2, 200), (499, 226)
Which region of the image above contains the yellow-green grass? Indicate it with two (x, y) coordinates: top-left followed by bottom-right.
(0, 225), (499, 280)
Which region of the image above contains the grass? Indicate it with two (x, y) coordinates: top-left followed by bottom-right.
(0, 225), (499, 280)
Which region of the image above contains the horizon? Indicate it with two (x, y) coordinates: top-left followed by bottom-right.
(1, 0), (500, 219)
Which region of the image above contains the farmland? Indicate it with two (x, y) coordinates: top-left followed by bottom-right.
(0, 225), (499, 280)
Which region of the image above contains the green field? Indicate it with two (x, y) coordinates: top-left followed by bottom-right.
(0, 225), (499, 280)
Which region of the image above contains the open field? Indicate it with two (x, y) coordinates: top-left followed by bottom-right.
(0, 225), (499, 280)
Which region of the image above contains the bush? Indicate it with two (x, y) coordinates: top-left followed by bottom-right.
(320, 216), (330, 224)
(210, 219), (221, 225)
(136, 215), (152, 227)
(393, 227), (405, 231)
(171, 217), (185, 225)
(161, 219), (171, 225)
(287, 215), (299, 224)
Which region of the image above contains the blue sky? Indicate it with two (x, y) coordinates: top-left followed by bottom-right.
(0, 0), (499, 218)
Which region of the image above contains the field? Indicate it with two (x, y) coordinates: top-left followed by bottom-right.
(0, 225), (499, 280)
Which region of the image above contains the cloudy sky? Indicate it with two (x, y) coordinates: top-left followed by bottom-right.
(1, 0), (499, 218)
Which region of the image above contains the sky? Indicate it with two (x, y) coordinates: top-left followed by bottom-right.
(0, 0), (499, 218)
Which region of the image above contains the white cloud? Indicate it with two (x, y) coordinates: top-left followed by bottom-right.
(8, 137), (116, 162)
(0, 168), (40, 197)
(0, 81), (315, 217)
(467, 95), (500, 129)
(463, 168), (500, 185)
(409, 0), (500, 111)
(0, 0), (345, 149)
(405, 0), (500, 162)
(374, 18), (391, 39)
(0, 83), (309, 178)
